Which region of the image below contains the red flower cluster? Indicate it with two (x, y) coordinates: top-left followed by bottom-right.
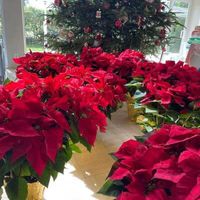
(81, 47), (145, 81)
(14, 48), (145, 83)
(0, 63), (126, 176)
(133, 60), (200, 108)
(14, 52), (79, 78)
(108, 125), (200, 200)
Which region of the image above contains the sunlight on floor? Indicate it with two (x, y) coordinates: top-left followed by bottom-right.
(44, 164), (97, 200)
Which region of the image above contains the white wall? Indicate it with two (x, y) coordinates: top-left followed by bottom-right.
(1, 0), (25, 79)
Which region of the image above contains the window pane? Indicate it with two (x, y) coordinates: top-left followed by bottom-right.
(24, 0), (53, 52)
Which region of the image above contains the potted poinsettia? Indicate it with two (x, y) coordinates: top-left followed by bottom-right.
(80, 47), (145, 83)
(100, 124), (200, 199)
(0, 54), (126, 199)
(127, 60), (200, 132)
(14, 51), (127, 118)
(0, 74), (103, 199)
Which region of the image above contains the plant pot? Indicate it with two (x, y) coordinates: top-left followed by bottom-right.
(27, 182), (45, 200)
(126, 94), (141, 122)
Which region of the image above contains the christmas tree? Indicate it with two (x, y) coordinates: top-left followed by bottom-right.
(46, 0), (180, 54)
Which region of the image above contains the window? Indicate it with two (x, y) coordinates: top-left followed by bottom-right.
(23, 0), (53, 52)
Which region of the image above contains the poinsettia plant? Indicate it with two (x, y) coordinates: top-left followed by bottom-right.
(100, 124), (200, 200)
(81, 47), (145, 82)
(0, 51), (126, 199)
(14, 51), (127, 117)
(126, 60), (200, 132)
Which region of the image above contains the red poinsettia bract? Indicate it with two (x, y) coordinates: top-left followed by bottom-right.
(106, 125), (200, 200)
(132, 60), (200, 109)
(14, 51), (79, 78)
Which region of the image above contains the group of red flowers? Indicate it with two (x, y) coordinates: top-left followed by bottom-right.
(0, 49), (134, 176)
(107, 124), (200, 200)
(132, 60), (200, 109)
(1, 47), (200, 200)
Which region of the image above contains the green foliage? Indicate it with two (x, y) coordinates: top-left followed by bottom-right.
(98, 179), (124, 197)
(0, 137), (75, 199)
(5, 177), (28, 200)
(24, 6), (44, 42)
(127, 77), (200, 133)
(46, 0), (180, 54)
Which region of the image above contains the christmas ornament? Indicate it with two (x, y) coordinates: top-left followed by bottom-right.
(83, 26), (92, 33)
(94, 33), (103, 46)
(54, 0), (62, 6)
(115, 19), (122, 29)
(103, 2), (110, 9)
(160, 29), (166, 38)
(96, 9), (102, 19)
(115, 2), (120, 8)
(95, 33), (102, 41)
(155, 39), (161, 46)
(158, 3), (165, 12)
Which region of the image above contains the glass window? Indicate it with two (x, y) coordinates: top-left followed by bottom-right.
(23, 0), (53, 52)
(161, 0), (190, 61)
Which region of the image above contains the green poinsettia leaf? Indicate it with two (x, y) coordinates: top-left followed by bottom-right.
(133, 102), (143, 109)
(134, 90), (146, 100)
(98, 179), (123, 197)
(166, 111), (179, 123)
(3, 78), (11, 85)
(144, 125), (154, 133)
(38, 165), (51, 187)
(53, 147), (72, 173)
(135, 136), (146, 143)
(80, 137), (92, 152)
(70, 143), (82, 153)
(5, 177), (28, 200)
(69, 118), (80, 143)
(145, 106), (158, 113)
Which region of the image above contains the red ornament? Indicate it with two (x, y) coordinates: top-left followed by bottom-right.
(95, 33), (102, 41)
(115, 19), (122, 29)
(160, 29), (166, 38)
(54, 0), (62, 6)
(83, 26), (92, 33)
(155, 40), (161, 46)
(157, 3), (165, 12)
(96, 9), (102, 19)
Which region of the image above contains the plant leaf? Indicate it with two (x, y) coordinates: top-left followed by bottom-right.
(98, 179), (123, 197)
(5, 177), (28, 200)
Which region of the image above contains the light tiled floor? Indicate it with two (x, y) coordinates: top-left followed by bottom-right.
(44, 106), (142, 200)
(2, 105), (142, 200)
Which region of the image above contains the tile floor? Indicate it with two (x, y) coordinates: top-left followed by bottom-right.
(2, 105), (142, 200)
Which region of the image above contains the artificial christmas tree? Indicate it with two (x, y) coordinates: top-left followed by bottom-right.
(46, 0), (180, 54)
